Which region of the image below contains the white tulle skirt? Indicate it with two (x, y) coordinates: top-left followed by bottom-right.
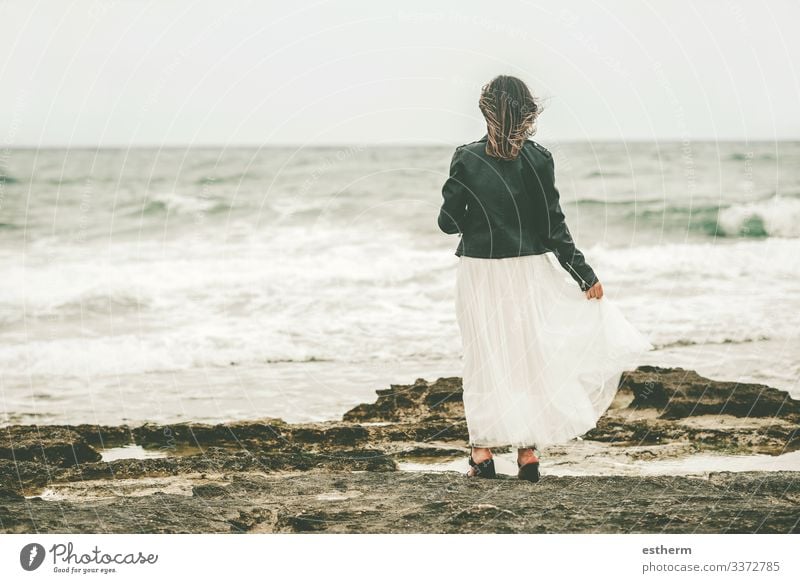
(455, 252), (654, 449)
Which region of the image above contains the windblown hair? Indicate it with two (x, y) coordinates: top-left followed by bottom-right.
(478, 75), (541, 160)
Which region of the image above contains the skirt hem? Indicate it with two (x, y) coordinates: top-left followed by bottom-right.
(456, 253), (653, 452)
(462, 343), (651, 449)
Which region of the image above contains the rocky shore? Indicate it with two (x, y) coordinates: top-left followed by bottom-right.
(1, 366), (798, 533)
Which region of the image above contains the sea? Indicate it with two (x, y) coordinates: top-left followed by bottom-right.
(1, 141), (799, 426)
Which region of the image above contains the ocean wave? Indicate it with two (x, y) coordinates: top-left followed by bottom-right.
(574, 197), (667, 206)
(0, 291), (150, 326)
(0, 329), (337, 377)
(728, 151), (775, 161)
(195, 173), (252, 186)
(583, 170), (627, 178)
(43, 176), (97, 186)
(262, 356), (333, 364)
(653, 335), (771, 350)
(717, 196), (800, 238)
(576, 195), (800, 239)
(52, 292), (148, 317)
(138, 192), (230, 216)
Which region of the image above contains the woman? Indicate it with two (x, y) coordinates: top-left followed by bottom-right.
(438, 75), (653, 482)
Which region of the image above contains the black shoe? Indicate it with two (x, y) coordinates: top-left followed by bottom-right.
(466, 455), (497, 479)
(517, 460), (540, 482)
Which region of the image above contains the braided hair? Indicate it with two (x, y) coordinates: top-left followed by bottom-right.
(478, 75), (540, 160)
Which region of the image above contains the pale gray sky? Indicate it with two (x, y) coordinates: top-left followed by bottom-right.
(1, 0), (798, 146)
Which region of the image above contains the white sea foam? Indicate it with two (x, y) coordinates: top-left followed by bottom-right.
(0, 230), (798, 379)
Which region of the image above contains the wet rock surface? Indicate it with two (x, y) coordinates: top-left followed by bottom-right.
(0, 366), (798, 533)
(1, 470), (797, 534)
(0, 426), (102, 467)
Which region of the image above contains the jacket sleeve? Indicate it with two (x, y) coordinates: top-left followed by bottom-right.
(539, 155), (599, 292)
(437, 146), (469, 234)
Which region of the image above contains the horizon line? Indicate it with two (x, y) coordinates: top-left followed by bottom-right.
(5, 137), (799, 150)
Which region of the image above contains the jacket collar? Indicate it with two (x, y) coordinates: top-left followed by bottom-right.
(478, 133), (488, 142)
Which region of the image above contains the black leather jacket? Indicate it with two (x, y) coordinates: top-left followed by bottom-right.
(437, 134), (599, 292)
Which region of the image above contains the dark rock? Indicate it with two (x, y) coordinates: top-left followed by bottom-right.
(343, 377), (464, 422)
(276, 509), (383, 533)
(71, 424), (134, 446)
(192, 484), (230, 498)
(391, 445), (466, 458)
(0, 459), (54, 494)
(0, 487), (24, 501)
(229, 507), (274, 533)
(288, 424), (370, 447)
(623, 366), (800, 420)
(277, 511), (330, 532)
(130, 420), (289, 448)
(45, 447), (396, 486)
(0, 426), (101, 467)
